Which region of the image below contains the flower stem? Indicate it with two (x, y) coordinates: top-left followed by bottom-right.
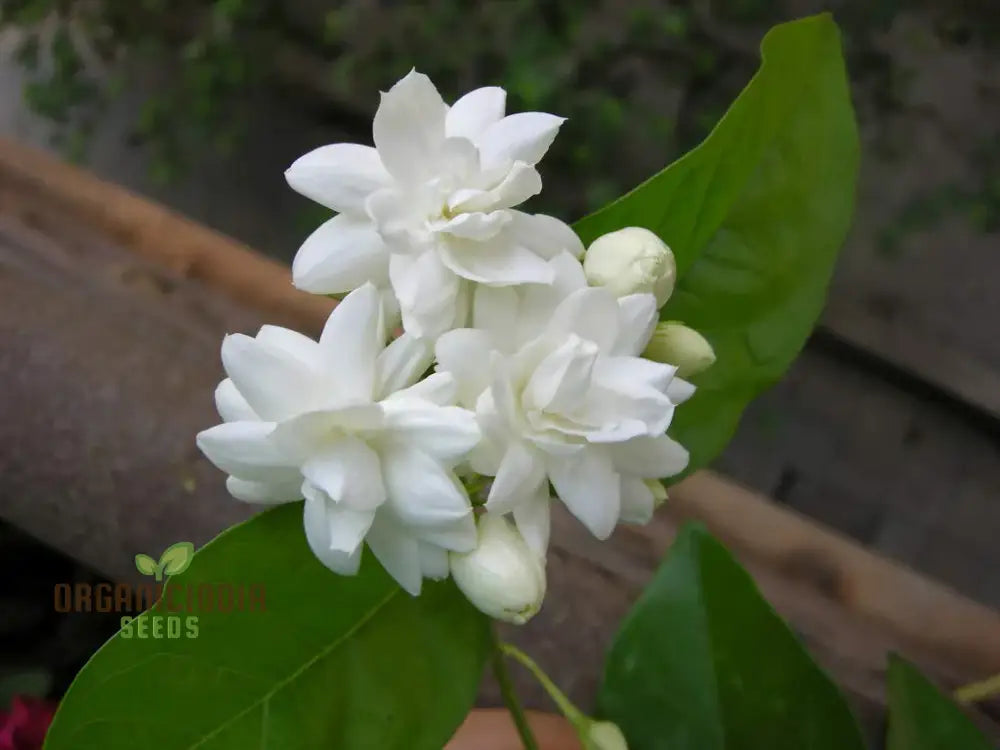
(955, 672), (1000, 704)
(499, 642), (586, 726)
(490, 626), (540, 750)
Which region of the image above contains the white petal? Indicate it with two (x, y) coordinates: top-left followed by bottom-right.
(318, 283), (383, 402)
(522, 335), (598, 415)
(433, 211), (511, 241)
(285, 143), (389, 213)
(435, 328), (495, 406)
(366, 514), (422, 594)
(303, 494), (367, 575)
(486, 441), (545, 514)
(446, 86), (506, 140)
(269, 406), (384, 462)
(507, 212), (584, 260)
(381, 444), (474, 528)
(471, 287), (518, 352)
(439, 234), (554, 286)
(292, 214), (389, 294)
(411, 514), (477, 554)
(608, 434), (689, 478)
(380, 400), (480, 462)
(667, 377), (696, 405)
(375, 333), (433, 398)
(619, 476), (656, 524)
(221, 334), (320, 420)
(389, 251), (461, 340)
(225, 475), (301, 505)
(476, 112), (566, 169)
(373, 70), (448, 185)
(214, 379), (257, 423)
(418, 542), (450, 580)
(303, 483), (377, 553)
(513, 253), (587, 346)
(301, 436), (386, 511)
(255, 325), (323, 367)
(614, 294), (659, 356)
(547, 449), (620, 539)
(513, 483), (551, 556)
(390, 371), (456, 406)
(585, 357), (676, 439)
(196, 421), (295, 482)
(448, 163), (541, 213)
(546, 287), (620, 355)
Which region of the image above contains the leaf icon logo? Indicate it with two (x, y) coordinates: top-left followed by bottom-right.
(159, 542), (195, 577)
(134, 542), (195, 581)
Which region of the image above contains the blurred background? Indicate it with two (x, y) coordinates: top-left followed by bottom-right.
(0, 0), (998, 722)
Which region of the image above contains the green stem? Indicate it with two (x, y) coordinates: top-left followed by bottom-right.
(955, 672), (1000, 704)
(490, 626), (540, 750)
(500, 642), (586, 726)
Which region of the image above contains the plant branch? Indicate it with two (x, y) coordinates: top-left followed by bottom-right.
(499, 642), (585, 726)
(490, 626), (540, 750)
(955, 672), (1000, 704)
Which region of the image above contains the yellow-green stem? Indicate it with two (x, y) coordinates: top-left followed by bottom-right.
(500, 642), (586, 726)
(955, 672), (1000, 704)
(490, 626), (540, 750)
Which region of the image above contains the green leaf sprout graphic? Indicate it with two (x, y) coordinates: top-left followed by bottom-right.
(134, 542), (195, 581)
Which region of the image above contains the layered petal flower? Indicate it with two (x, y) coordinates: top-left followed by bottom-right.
(286, 70), (581, 340)
(197, 284), (478, 594)
(435, 276), (693, 550)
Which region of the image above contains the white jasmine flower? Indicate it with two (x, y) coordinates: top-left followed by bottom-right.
(196, 284), (481, 595)
(644, 321), (716, 377)
(435, 253), (693, 554)
(286, 70), (582, 340)
(449, 514), (546, 624)
(583, 227), (676, 306)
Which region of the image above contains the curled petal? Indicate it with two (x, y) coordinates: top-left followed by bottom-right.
(547, 449), (620, 540)
(303, 493), (368, 576)
(214, 379), (257, 423)
(292, 214), (389, 294)
(373, 70), (448, 185)
(285, 143), (389, 213)
(446, 86), (506, 140)
(476, 112), (566, 169)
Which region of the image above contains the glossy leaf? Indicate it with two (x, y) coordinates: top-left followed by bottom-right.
(44, 504), (490, 750)
(574, 13), (859, 475)
(887, 655), (993, 750)
(598, 524), (866, 750)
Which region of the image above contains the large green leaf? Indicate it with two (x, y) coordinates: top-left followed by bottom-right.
(574, 13), (859, 475)
(598, 524), (866, 750)
(44, 504), (490, 750)
(887, 656), (993, 750)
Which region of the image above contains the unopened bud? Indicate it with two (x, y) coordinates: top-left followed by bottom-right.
(585, 721), (629, 750)
(450, 514), (546, 624)
(644, 321), (715, 378)
(583, 227), (676, 305)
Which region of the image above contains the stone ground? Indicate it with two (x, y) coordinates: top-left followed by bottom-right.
(0, 5), (998, 703)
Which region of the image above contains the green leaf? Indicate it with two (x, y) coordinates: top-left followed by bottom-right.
(598, 524), (866, 750)
(574, 14), (859, 475)
(45, 504), (490, 750)
(133, 553), (157, 576)
(158, 540), (195, 576)
(886, 655), (993, 750)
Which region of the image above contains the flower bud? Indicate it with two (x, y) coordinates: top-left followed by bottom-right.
(583, 227), (676, 305)
(643, 321), (716, 378)
(449, 514), (546, 624)
(585, 721), (629, 750)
